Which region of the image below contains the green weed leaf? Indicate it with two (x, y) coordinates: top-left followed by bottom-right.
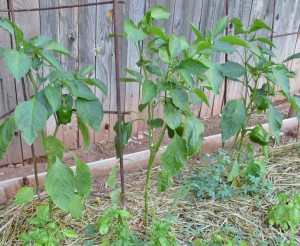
(15, 187), (35, 205)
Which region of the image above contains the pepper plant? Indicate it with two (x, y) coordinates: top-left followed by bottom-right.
(115, 6), (243, 226)
(218, 17), (300, 181)
(0, 18), (107, 218)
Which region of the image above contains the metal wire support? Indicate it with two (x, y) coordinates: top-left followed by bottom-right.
(112, 0), (126, 208)
(0, 1), (125, 13)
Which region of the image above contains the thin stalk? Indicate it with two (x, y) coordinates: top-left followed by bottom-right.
(28, 70), (39, 94)
(144, 124), (167, 226)
(53, 124), (60, 137)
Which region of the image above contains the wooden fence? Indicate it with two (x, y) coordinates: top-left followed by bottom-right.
(0, 0), (300, 165)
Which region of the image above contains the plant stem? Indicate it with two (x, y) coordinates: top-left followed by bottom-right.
(53, 124), (60, 137)
(144, 123), (167, 226)
(28, 70), (39, 94)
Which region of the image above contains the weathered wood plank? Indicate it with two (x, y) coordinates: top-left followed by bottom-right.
(272, 0), (300, 100)
(0, 1), (16, 166)
(94, 1), (114, 142)
(199, 0), (226, 117)
(14, 0), (44, 160)
(59, 0), (79, 150)
(78, 0), (97, 146)
(124, 0), (145, 135)
(290, 32), (300, 95)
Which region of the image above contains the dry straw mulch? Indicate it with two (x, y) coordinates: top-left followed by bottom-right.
(1, 143), (300, 245)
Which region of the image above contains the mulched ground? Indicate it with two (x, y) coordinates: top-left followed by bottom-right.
(1, 143), (300, 245)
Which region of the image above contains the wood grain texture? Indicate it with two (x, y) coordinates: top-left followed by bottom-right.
(290, 31), (300, 95)
(59, 0), (79, 150)
(78, 0), (97, 146)
(94, 0), (114, 142)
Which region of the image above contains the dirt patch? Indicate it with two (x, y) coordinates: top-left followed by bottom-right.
(0, 101), (294, 182)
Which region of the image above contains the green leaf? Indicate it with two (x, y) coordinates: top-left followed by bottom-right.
(68, 194), (84, 218)
(64, 80), (98, 101)
(221, 99), (246, 141)
(157, 171), (173, 193)
(44, 86), (62, 112)
(110, 188), (122, 205)
(284, 52), (300, 62)
(77, 116), (90, 149)
(62, 229), (78, 239)
(124, 19), (147, 42)
(2, 19), (24, 45)
(189, 21), (204, 40)
(30, 35), (52, 48)
(149, 27), (169, 42)
(0, 18), (14, 35)
(205, 61), (223, 94)
(75, 98), (103, 131)
(124, 68), (143, 82)
(45, 41), (71, 56)
(82, 78), (108, 96)
(212, 40), (235, 54)
(79, 64), (94, 77)
(253, 37), (276, 47)
(272, 68), (290, 96)
(145, 65), (165, 76)
(106, 166), (118, 189)
(3, 49), (31, 82)
(220, 35), (249, 47)
(74, 155), (92, 200)
(142, 79), (157, 104)
(230, 17), (244, 35)
(220, 62), (246, 78)
(114, 116), (134, 158)
(0, 117), (16, 160)
(290, 95), (300, 111)
(178, 68), (194, 89)
(148, 118), (164, 128)
(160, 134), (187, 176)
(15, 187), (35, 205)
(138, 103), (147, 112)
(194, 88), (210, 107)
(185, 116), (204, 156)
(163, 103), (182, 129)
(150, 5), (171, 20)
(14, 97), (48, 145)
(179, 58), (208, 75)
(169, 89), (188, 110)
(169, 34), (182, 58)
(45, 157), (75, 212)
(268, 106), (282, 143)
(39, 51), (62, 71)
(42, 136), (66, 162)
(213, 16), (228, 37)
(227, 159), (240, 182)
(248, 19), (272, 33)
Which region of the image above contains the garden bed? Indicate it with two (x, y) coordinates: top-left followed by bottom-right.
(1, 143), (300, 245)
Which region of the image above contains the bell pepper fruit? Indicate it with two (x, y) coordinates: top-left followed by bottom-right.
(56, 104), (72, 125)
(249, 126), (270, 146)
(255, 94), (269, 111)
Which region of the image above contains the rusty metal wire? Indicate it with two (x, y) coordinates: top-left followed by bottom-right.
(0, 0), (125, 13)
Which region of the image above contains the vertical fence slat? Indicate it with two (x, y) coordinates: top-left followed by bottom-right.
(59, 0), (79, 150)
(78, 0), (97, 146)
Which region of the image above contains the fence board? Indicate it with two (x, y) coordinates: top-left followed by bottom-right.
(59, 0), (79, 150)
(290, 32), (300, 95)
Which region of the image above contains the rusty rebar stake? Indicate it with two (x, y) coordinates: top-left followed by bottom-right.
(112, 0), (125, 208)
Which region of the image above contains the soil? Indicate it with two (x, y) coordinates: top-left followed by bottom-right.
(0, 100), (294, 182)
